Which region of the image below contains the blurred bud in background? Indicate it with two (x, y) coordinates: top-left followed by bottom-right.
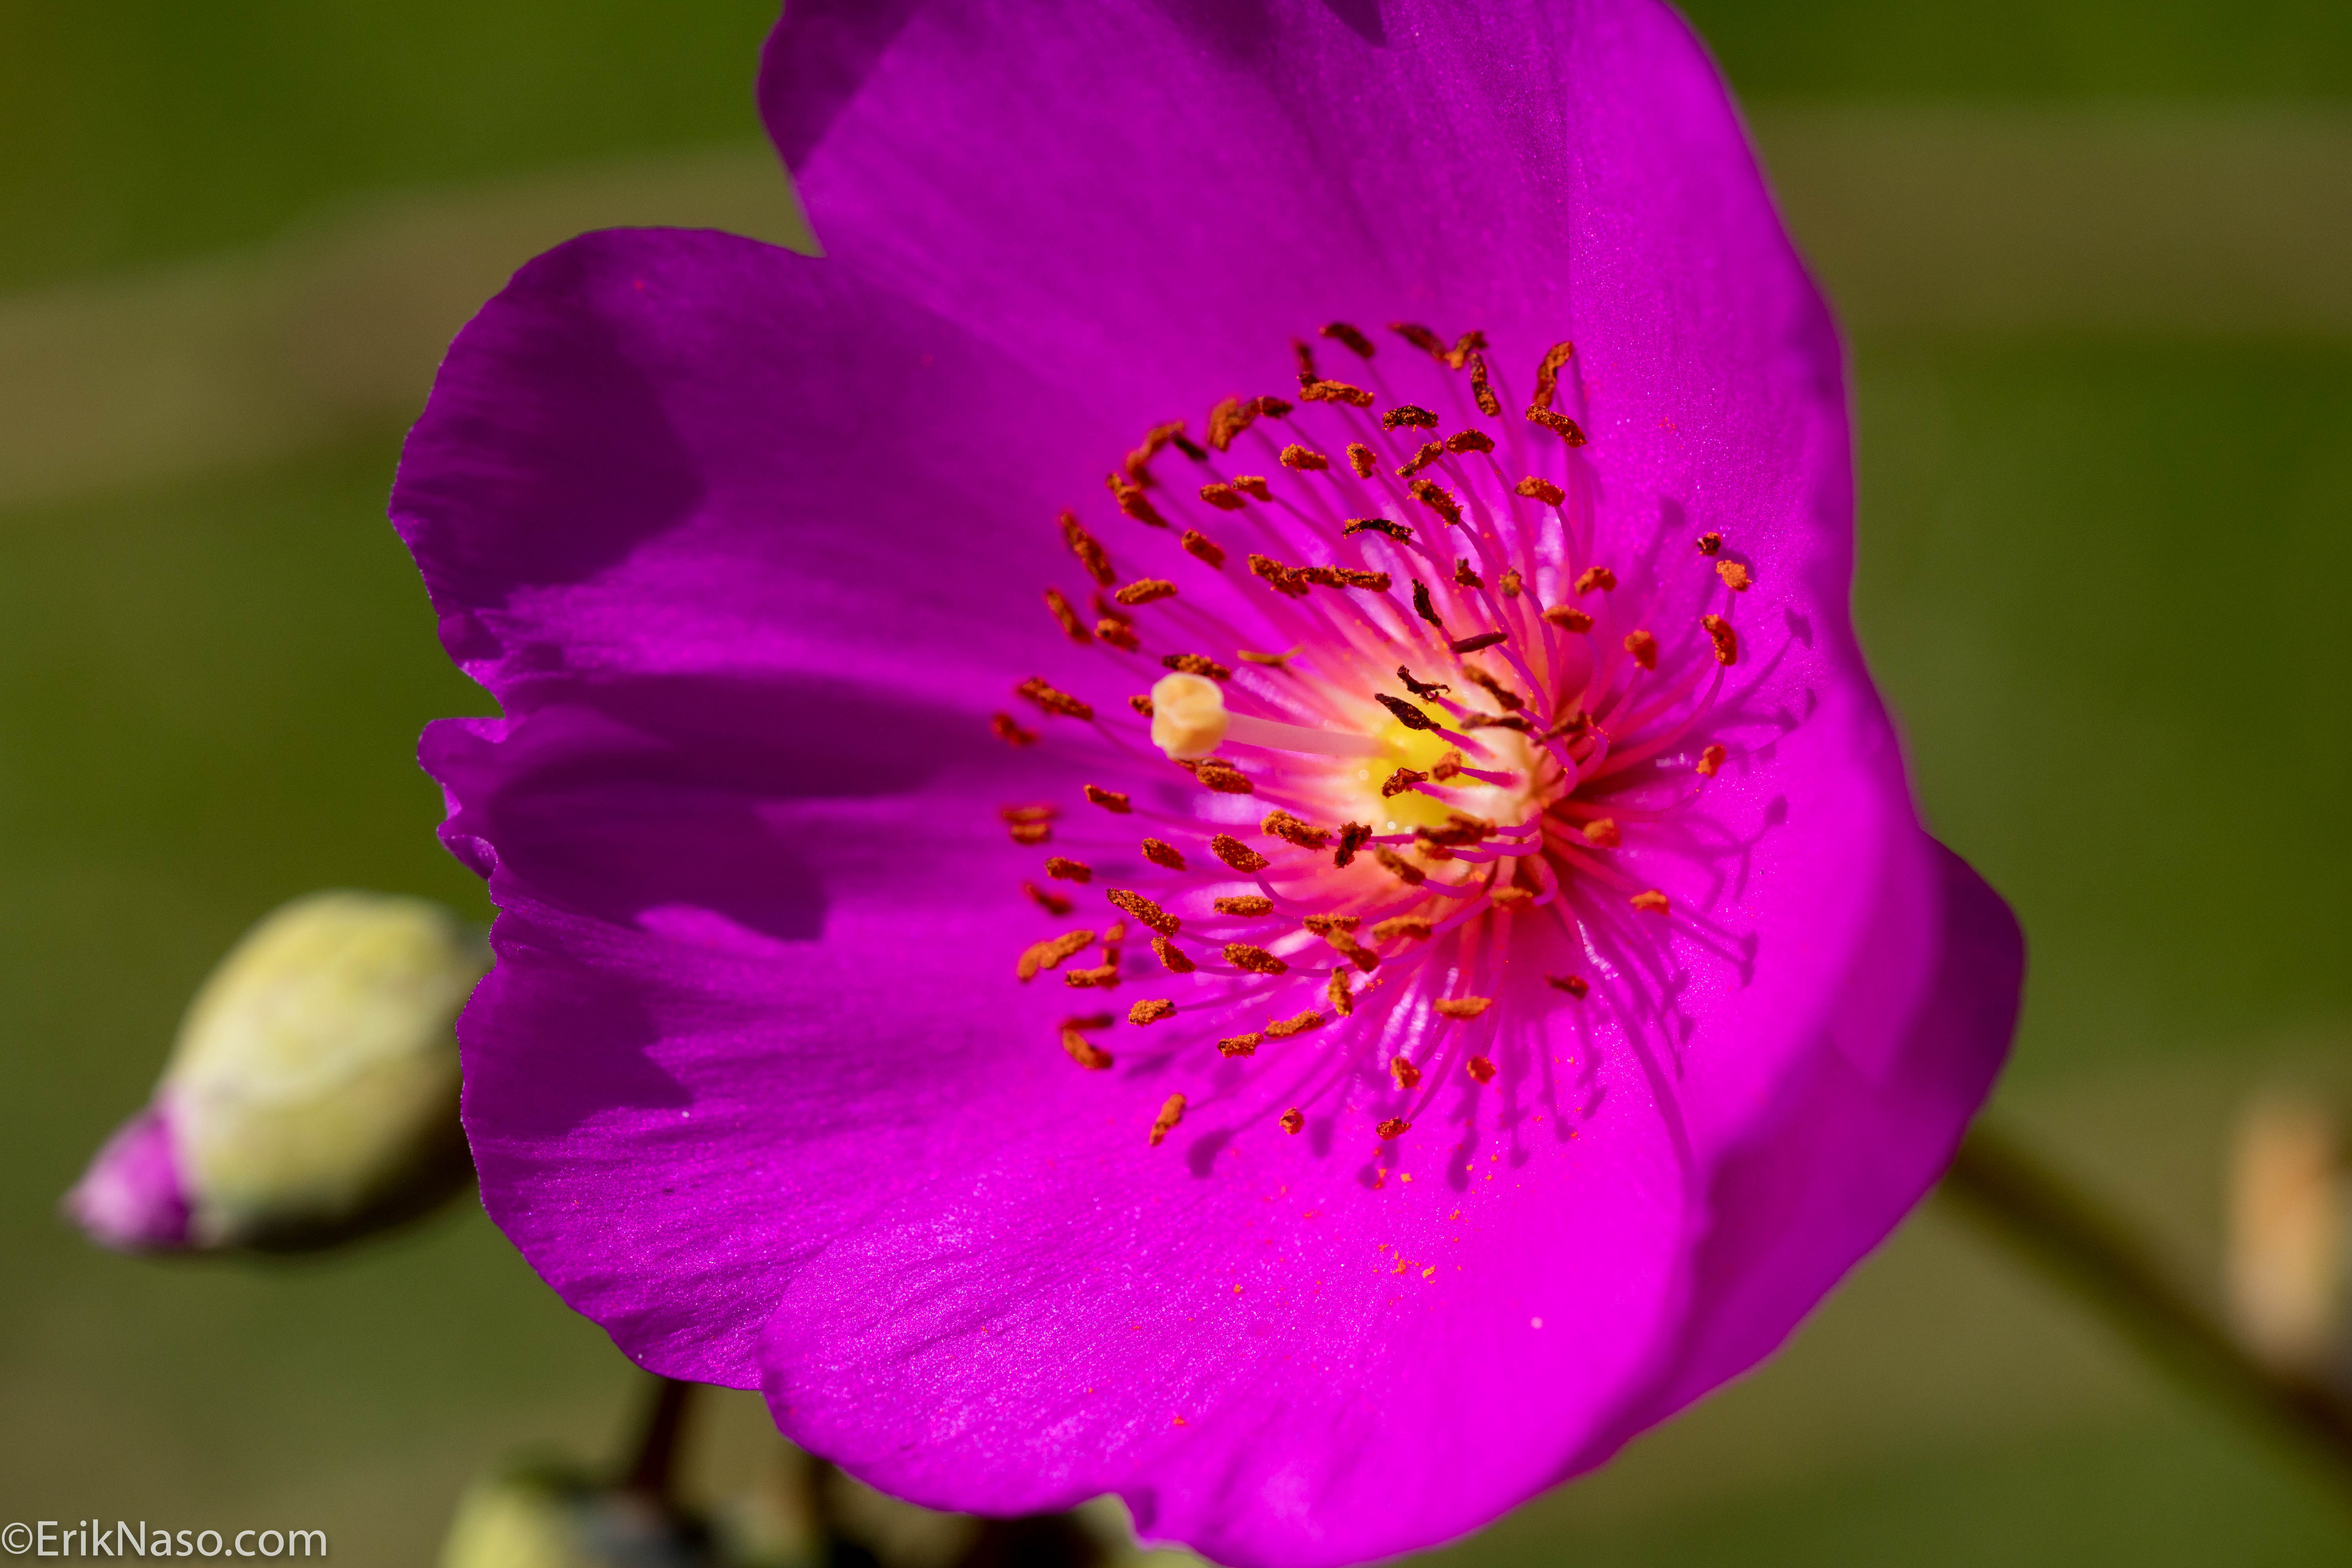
(442, 1461), (725, 1568)
(448, 1376), (1208, 1568)
(1072, 1501), (1206, 1568)
(2226, 1093), (2351, 1383)
(63, 889), (487, 1252)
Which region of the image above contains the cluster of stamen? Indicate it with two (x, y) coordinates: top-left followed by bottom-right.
(994, 321), (1756, 1153)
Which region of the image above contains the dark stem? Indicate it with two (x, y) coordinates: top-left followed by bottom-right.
(950, 1514), (1105, 1568)
(1942, 1123), (2352, 1490)
(617, 1374), (697, 1505)
(803, 1457), (881, 1568)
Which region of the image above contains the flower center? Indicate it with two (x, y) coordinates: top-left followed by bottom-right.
(993, 323), (1750, 1151)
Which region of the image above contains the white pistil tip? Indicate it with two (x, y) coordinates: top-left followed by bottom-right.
(1149, 673), (1230, 760)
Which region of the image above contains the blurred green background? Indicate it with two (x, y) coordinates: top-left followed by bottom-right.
(2, 0), (2348, 1562)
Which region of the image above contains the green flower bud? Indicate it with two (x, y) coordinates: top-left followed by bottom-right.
(65, 890), (487, 1252)
(440, 1463), (719, 1568)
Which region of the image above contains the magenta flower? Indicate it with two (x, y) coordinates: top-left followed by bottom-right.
(392, 2), (2022, 1563)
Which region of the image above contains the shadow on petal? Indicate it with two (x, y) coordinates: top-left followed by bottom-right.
(462, 946), (687, 1140)
(428, 675), (978, 946)
(399, 264), (706, 619)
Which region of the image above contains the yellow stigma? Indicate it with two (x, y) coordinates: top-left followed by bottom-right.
(1149, 673), (1229, 759)
(1357, 721), (1542, 835)
(1364, 717), (1459, 831)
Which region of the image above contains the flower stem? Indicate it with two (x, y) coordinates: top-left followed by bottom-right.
(616, 1374), (696, 1506)
(949, 1514), (1104, 1568)
(1941, 1123), (2352, 1490)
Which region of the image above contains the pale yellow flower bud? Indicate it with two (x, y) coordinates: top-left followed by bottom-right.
(440, 1464), (713, 1568)
(66, 890), (488, 1252)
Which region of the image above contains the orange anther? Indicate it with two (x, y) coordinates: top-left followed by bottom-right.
(1016, 676), (1094, 720)
(1044, 586), (1091, 643)
(1468, 352), (1501, 416)
(1178, 528), (1225, 569)
(1526, 407), (1587, 444)
(1017, 929), (1096, 982)
(1327, 970), (1355, 1015)
(1703, 613), (1738, 666)
(1261, 809), (1329, 849)
(1207, 395), (1259, 452)
(1022, 881), (1073, 916)
(1370, 915), (1434, 942)
(1059, 510), (1116, 585)
(1532, 341), (1575, 409)
(1210, 834), (1270, 873)
(1105, 888), (1181, 936)
(1223, 943), (1288, 976)
(1115, 577), (1178, 606)
(1061, 1029), (1114, 1070)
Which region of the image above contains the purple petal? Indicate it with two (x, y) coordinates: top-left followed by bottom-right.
(1586, 837), (2023, 1465)
(427, 679), (1146, 1383)
(390, 227), (1127, 717)
(64, 1104), (192, 1252)
(761, 0), (1830, 483)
